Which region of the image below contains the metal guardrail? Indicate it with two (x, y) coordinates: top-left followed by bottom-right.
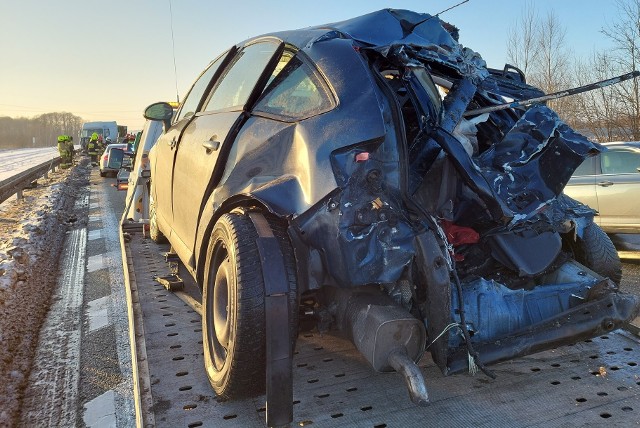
(0, 157), (62, 204)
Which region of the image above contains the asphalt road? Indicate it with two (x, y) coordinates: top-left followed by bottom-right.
(19, 164), (132, 427)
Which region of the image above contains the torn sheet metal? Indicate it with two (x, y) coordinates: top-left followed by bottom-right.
(475, 105), (601, 225)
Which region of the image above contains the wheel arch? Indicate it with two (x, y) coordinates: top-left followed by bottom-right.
(195, 194), (291, 287)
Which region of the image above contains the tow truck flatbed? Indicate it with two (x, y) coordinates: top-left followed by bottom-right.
(121, 224), (640, 427)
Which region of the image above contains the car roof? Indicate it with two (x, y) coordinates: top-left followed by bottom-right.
(246, 9), (487, 82)
(106, 143), (128, 149)
(602, 141), (640, 147)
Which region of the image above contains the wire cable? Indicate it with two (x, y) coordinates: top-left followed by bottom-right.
(168, 0), (180, 103)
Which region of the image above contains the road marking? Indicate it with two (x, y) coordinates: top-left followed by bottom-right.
(88, 229), (102, 241)
(87, 295), (111, 332)
(88, 214), (101, 222)
(83, 390), (116, 428)
(92, 177), (136, 426)
(86, 254), (104, 273)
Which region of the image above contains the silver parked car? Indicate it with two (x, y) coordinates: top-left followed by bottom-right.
(565, 141), (640, 234)
(99, 143), (128, 177)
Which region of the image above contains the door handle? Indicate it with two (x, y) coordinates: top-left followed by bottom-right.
(202, 139), (220, 153)
(169, 137), (177, 149)
(597, 181), (614, 187)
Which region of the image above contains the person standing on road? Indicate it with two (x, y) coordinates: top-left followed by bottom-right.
(88, 133), (99, 166)
(57, 135), (71, 168)
(96, 135), (106, 159)
(66, 135), (75, 165)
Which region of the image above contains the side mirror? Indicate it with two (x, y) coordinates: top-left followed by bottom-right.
(144, 102), (174, 131)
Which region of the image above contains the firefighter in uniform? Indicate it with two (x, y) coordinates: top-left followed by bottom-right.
(67, 135), (75, 165)
(97, 135), (106, 156)
(57, 135), (71, 168)
(88, 132), (99, 165)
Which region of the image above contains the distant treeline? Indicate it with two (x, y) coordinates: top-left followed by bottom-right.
(0, 112), (84, 149)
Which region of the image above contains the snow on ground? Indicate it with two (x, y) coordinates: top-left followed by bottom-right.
(0, 160), (88, 425)
(0, 147), (60, 182)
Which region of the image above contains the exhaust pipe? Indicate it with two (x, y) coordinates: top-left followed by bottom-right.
(388, 348), (429, 406)
(344, 292), (429, 405)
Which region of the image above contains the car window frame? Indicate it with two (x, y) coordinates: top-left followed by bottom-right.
(172, 47), (237, 124)
(199, 38), (284, 115)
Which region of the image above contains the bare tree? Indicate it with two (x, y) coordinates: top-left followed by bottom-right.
(0, 112), (84, 149)
(601, 0), (640, 140)
(506, 6), (575, 122)
(506, 2), (540, 77)
(573, 52), (619, 142)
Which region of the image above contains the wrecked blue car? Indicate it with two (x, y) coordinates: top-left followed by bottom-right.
(144, 8), (640, 412)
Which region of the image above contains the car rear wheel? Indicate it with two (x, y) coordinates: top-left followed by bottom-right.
(202, 211), (297, 399)
(572, 222), (622, 285)
(149, 192), (166, 243)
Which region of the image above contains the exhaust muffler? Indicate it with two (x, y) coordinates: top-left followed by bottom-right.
(343, 291), (429, 405)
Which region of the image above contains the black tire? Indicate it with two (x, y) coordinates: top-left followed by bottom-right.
(202, 212), (297, 399)
(572, 222), (622, 285)
(149, 192), (166, 243)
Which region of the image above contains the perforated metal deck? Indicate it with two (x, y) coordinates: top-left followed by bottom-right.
(122, 227), (640, 427)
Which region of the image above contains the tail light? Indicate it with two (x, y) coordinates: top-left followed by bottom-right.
(103, 155), (108, 161)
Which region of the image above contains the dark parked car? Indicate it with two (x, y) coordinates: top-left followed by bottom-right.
(565, 141), (640, 234)
(144, 9), (640, 408)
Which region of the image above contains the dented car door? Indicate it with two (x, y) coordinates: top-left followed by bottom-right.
(170, 40), (283, 262)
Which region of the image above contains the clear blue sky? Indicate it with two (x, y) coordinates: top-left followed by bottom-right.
(0, 0), (620, 130)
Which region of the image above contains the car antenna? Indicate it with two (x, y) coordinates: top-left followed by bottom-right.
(434, 0), (470, 17)
(169, 0), (180, 103)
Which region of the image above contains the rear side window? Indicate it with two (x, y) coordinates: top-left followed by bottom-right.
(573, 156), (596, 176)
(601, 150), (640, 174)
(254, 54), (335, 121)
